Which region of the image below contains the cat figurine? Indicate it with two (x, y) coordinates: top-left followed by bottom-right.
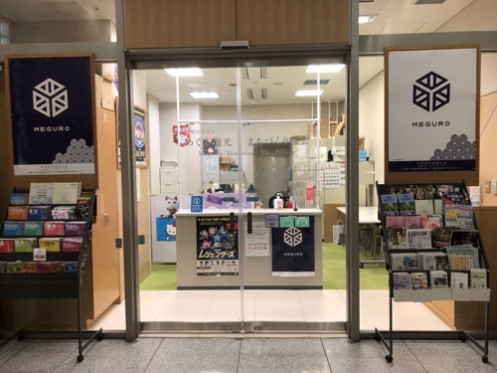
(163, 196), (179, 218)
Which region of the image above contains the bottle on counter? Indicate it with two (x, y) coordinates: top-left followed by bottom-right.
(274, 193), (283, 210)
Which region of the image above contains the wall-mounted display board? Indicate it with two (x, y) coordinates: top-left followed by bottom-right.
(4, 53), (97, 190)
(384, 45), (480, 186)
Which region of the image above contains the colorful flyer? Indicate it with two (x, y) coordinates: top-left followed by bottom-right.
(196, 216), (238, 276)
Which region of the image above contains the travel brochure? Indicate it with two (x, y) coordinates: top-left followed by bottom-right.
(381, 183), (488, 296)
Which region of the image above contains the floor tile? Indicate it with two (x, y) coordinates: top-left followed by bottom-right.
(144, 338), (241, 373)
(0, 339), (28, 365)
(155, 290), (215, 321)
(298, 290), (347, 322)
(404, 340), (497, 373)
(55, 338), (162, 373)
(139, 290), (175, 321)
(238, 337), (330, 373)
(1, 340), (77, 373)
(254, 290), (305, 321)
(322, 338), (426, 373)
(204, 290), (257, 322)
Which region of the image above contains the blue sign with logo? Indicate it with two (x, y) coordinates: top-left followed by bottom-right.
(191, 195), (204, 213)
(7, 55), (95, 176)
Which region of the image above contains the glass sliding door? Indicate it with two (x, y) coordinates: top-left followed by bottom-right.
(138, 59), (348, 333)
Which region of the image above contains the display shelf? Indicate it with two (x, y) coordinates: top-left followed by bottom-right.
(374, 181), (491, 364)
(393, 288), (452, 302)
(0, 189), (102, 363)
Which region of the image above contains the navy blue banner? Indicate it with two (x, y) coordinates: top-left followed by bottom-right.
(272, 217), (315, 276)
(389, 160), (476, 172)
(8, 55), (95, 175)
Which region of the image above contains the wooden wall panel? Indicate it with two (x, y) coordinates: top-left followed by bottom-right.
(479, 92), (497, 206)
(125, 0), (236, 49)
(237, 0), (348, 46)
(0, 71), (9, 221)
(454, 207), (497, 331)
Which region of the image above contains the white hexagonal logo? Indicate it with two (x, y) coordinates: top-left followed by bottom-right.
(283, 227), (303, 247)
(33, 78), (68, 118)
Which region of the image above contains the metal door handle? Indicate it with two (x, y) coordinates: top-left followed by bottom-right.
(247, 212), (252, 234)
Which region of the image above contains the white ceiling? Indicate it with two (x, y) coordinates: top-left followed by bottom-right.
(0, 0), (495, 105)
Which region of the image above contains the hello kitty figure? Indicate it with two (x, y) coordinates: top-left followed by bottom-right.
(165, 222), (176, 241)
(163, 196), (179, 218)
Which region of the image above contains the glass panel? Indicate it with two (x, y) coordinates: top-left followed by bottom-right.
(238, 64), (347, 331)
(134, 62), (349, 332)
(140, 67), (243, 329)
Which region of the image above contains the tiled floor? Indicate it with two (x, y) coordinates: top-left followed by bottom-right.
(91, 289), (452, 333)
(1, 336), (496, 372)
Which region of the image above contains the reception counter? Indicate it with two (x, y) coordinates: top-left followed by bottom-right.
(175, 208), (322, 289)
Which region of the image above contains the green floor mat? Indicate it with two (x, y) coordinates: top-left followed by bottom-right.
(140, 243), (388, 290)
(140, 263), (177, 290)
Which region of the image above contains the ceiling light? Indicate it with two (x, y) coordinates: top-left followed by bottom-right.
(306, 64), (345, 73)
(358, 15), (376, 24)
(165, 68), (203, 77)
(295, 90), (324, 97)
(190, 91), (219, 99)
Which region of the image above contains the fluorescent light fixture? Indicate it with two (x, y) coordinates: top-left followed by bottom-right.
(165, 67), (203, 77)
(295, 90), (324, 97)
(190, 91), (219, 99)
(306, 64), (345, 73)
(358, 15), (376, 24)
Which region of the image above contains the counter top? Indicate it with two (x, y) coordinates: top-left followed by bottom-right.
(176, 208), (322, 217)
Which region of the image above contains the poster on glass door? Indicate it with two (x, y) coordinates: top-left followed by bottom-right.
(196, 216), (239, 276)
(387, 47), (478, 172)
(6, 55), (95, 176)
(272, 216), (315, 277)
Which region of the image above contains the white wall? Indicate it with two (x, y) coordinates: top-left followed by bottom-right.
(359, 71), (385, 186)
(481, 52), (497, 96)
(159, 103), (203, 194)
(12, 21), (113, 43)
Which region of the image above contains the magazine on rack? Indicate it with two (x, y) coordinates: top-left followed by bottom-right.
(406, 228), (432, 249)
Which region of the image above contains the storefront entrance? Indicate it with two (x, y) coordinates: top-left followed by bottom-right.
(132, 60), (350, 333)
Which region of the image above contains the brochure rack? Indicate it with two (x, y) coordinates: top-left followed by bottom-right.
(0, 190), (102, 362)
(374, 181), (490, 364)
